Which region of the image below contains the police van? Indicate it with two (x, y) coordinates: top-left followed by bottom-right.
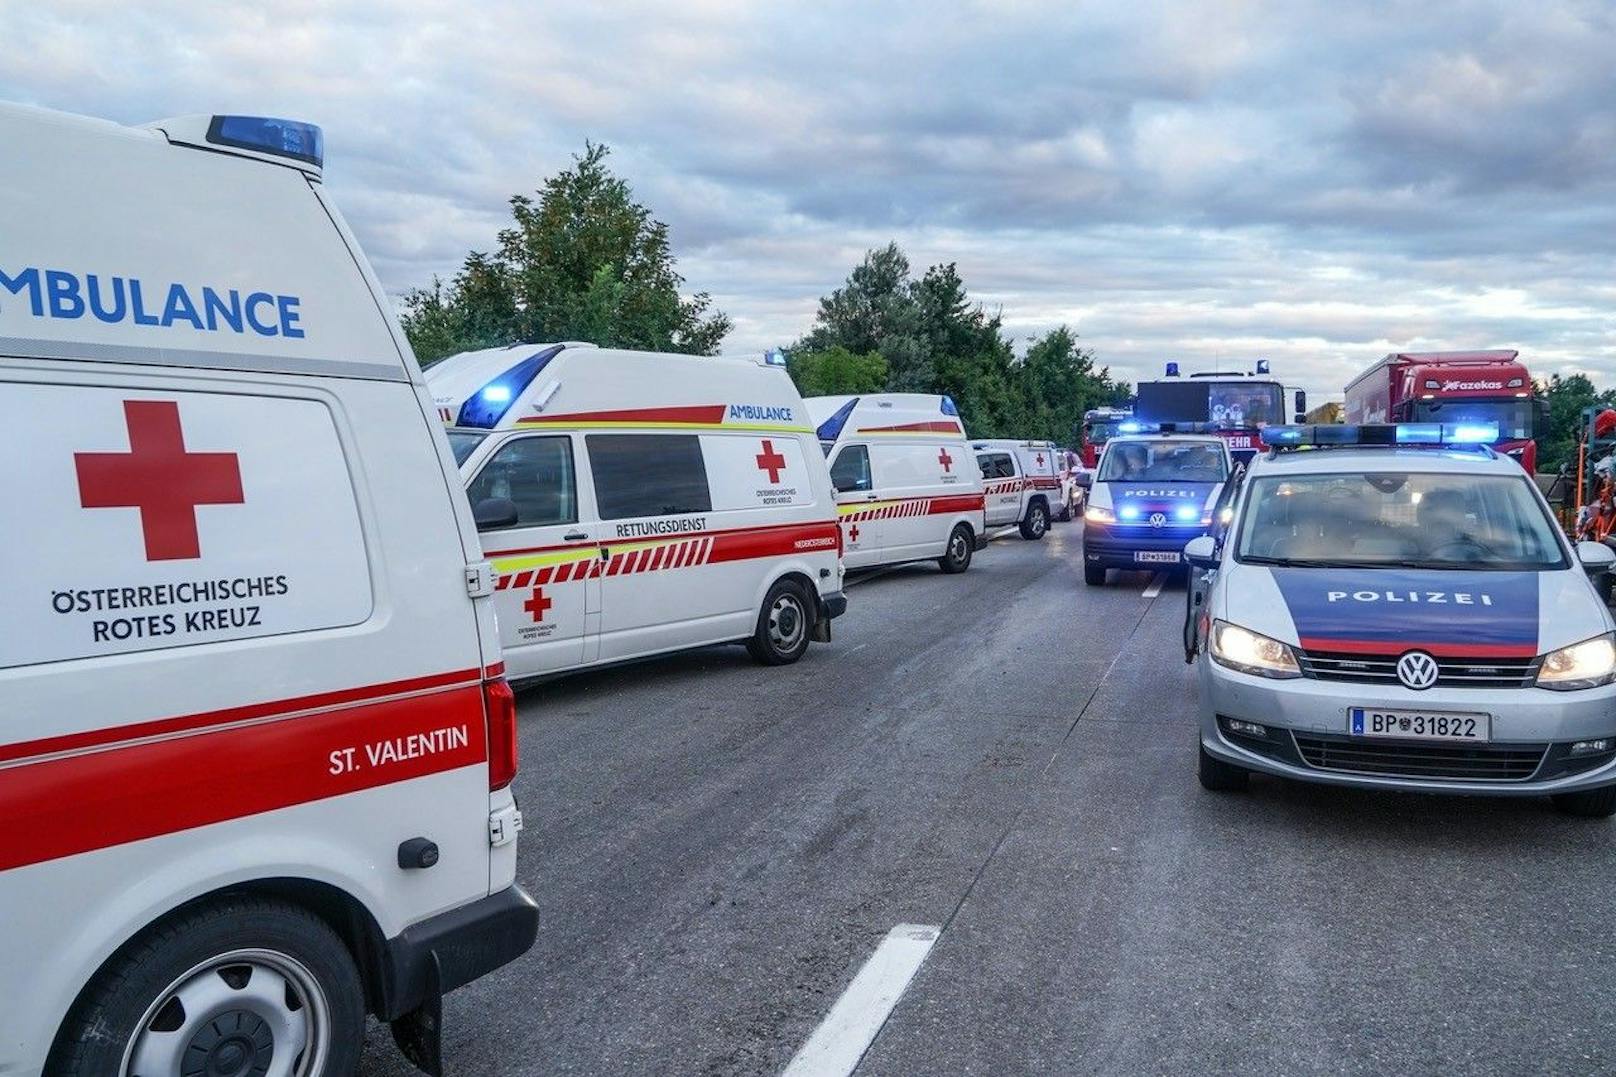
(1, 105), (535, 1075)
(1077, 426), (1232, 585)
(972, 438), (1066, 538)
(807, 393), (988, 573)
(1185, 423), (1616, 816)
(426, 344), (847, 679)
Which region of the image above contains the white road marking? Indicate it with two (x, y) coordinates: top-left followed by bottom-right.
(781, 923), (941, 1077)
(989, 526), (1019, 541)
(1141, 572), (1167, 599)
(844, 564), (908, 589)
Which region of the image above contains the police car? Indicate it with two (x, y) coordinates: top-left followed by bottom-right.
(1, 104), (535, 1075)
(1076, 426), (1232, 585)
(1185, 423), (1616, 817)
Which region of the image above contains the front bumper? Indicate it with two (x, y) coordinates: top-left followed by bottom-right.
(378, 884), (540, 1020)
(1200, 659), (1616, 795)
(1083, 520), (1206, 567)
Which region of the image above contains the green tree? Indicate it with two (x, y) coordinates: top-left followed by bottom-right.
(786, 346), (889, 397)
(1539, 373), (1616, 474)
(401, 143), (730, 364)
(1019, 326), (1131, 445)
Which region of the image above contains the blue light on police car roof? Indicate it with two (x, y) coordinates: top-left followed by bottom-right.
(207, 115), (324, 167)
(1394, 423), (1443, 444)
(1448, 422), (1500, 444)
(1174, 504), (1198, 522)
(1119, 505), (1141, 521)
(1119, 421), (1144, 433)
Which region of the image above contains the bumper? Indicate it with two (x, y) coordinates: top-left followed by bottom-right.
(1199, 660), (1616, 795)
(818, 591), (848, 620)
(378, 884), (539, 1020)
(1083, 521), (1206, 567)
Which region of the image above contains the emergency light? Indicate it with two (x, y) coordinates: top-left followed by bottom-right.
(206, 116), (323, 168)
(1165, 362), (1181, 377)
(1259, 423), (1500, 449)
(456, 345), (563, 428)
(1114, 421), (1217, 435)
(814, 397), (859, 443)
(941, 395), (960, 416)
(1255, 359), (1271, 375)
(764, 348), (788, 367)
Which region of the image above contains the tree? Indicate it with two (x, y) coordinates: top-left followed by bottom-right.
(401, 143), (730, 364)
(1019, 326), (1132, 445)
(1539, 373), (1616, 474)
(786, 347), (889, 397)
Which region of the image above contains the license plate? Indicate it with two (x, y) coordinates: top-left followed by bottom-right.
(1134, 551), (1180, 564)
(1349, 707), (1491, 742)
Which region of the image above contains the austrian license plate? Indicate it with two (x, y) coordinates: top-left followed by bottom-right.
(1135, 551), (1180, 564)
(1349, 707), (1491, 742)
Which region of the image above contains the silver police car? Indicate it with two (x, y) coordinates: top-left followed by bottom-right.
(1185, 424), (1616, 816)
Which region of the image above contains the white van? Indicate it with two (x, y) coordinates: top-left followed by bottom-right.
(807, 393), (988, 573)
(0, 105), (534, 1076)
(426, 344), (848, 680)
(971, 438), (1067, 539)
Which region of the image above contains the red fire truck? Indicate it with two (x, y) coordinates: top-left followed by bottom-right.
(1133, 361), (1306, 465)
(1343, 350), (1547, 472)
(1080, 407), (1132, 469)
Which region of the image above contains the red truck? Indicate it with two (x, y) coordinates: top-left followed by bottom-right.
(1080, 407), (1132, 469)
(1343, 350), (1547, 472)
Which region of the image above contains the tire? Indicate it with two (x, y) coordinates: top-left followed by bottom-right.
(746, 579), (813, 665)
(1198, 743), (1250, 792)
(1551, 786), (1616, 818)
(1058, 498), (1074, 522)
(938, 524), (974, 574)
(48, 896), (364, 1077)
(1084, 562), (1107, 586)
(1019, 501), (1050, 541)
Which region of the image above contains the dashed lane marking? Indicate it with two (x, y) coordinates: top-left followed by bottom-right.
(1141, 572), (1167, 599)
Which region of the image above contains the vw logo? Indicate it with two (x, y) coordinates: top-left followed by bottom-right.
(1148, 512), (1167, 529)
(1396, 651), (1439, 691)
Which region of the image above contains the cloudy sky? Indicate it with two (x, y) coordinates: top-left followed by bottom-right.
(4, 0), (1614, 400)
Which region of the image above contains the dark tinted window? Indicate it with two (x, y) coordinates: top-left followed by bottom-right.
(588, 434), (712, 519)
(830, 445), (872, 492)
(977, 452), (1015, 479)
(466, 436), (577, 528)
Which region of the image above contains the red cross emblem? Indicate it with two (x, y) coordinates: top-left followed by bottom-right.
(755, 439), (787, 483)
(938, 448), (953, 473)
(522, 586), (552, 623)
(848, 524), (861, 542)
(1035, 453), (1045, 466)
(74, 400), (245, 561)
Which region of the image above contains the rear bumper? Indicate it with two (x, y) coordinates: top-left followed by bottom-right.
(818, 591), (848, 620)
(378, 884), (539, 1020)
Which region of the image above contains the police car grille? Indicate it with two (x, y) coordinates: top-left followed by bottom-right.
(1298, 650), (1538, 689)
(1292, 732), (1546, 782)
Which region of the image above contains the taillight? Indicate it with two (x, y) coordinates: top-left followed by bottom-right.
(484, 677), (518, 791)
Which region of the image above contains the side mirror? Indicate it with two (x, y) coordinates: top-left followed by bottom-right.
(1577, 541), (1616, 574)
(473, 497), (520, 531)
(1074, 472), (1092, 489)
(1184, 535), (1219, 569)
(1293, 389), (1308, 423)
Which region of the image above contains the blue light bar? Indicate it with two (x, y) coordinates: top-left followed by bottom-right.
(1119, 421), (1147, 433)
(206, 115), (324, 167)
(764, 347), (788, 367)
(941, 395), (960, 416)
(456, 345), (563, 428)
(815, 397), (860, 443)
(1166, 362), (1181, 377)
(1255, 359), (1271, 375)
(1449, 422), (1501, 444)
(1262, 423), (1500, 450)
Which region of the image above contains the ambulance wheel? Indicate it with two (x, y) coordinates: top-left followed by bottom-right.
(1198, 743), (1250, 792)
(48, 897), (364, 1077)
(1084, 562), (1107, 586)
(1551, 786), (1616, 819)
(938, 525), (974, 574)
(747, 579), (813, 665)
(1019, 502), (1050, 540)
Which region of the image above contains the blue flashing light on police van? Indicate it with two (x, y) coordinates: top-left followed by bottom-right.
(206, 115), (324, 168)
(1174, 504), (1199, 522)
(1119, 505), (1141, 521)
(456, 345), (563, 429)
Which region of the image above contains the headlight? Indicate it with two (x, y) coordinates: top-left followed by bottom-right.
(1211, 620), (1301, 679)
(1536, 632), (1616, 691)
(1084, 504), (1115, 524)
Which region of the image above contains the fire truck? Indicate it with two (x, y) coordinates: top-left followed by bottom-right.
(1344, 350), (1548, 473)
(1079, 407), (1132, 470)
(1133, 361), (1306, 465)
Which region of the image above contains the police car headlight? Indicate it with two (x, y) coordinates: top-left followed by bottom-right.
(1211, 620), (1301, 679)
(1536, 633), (1616, 691)
(1084, 504), (1116, 524)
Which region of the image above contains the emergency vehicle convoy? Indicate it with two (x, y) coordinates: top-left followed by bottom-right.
(807, 393), (988, 573)
(425, 343), (847, 680)
(1134, 361), (1306, 464)
(1184, 423), (1616, 816)
(0, 105), (536, 1075)
(1076, 427), (1233, 585)
(1343, 350), (1546, 473)
(972, 438), (1067, 538)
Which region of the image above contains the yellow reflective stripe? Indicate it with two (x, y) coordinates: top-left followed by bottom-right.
(837, 500), (900, 516)
(490, 548), (598, 573)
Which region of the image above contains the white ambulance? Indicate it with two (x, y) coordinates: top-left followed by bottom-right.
(426, 344), (848, 680)
(1, 105), (535, 1076)
(807, 393), (988, 572)
(971, 438), (1067, 539)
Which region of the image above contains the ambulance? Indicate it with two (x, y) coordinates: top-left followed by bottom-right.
(1, 105), (535, 1076)
(972, 438), (1067, 539)
(807, 393), (988, 572)
(426, 344), (848, 680)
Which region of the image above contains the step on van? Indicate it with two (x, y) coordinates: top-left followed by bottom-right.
(0, 105), (536, 1076)
(807, 394), (988, 573)
(972, 438), (1068, 538)
(426, 345), (848, 682)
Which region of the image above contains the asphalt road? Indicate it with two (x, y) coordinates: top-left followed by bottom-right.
(361, 521), (1616, 1076)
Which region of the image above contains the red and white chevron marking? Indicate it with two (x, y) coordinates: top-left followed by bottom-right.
(494, 535), (715, 590)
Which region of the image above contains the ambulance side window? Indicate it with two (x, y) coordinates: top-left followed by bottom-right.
(466, 436), (578, 529)
(589, 434), (713, 518)
(831, 445), (872, 493)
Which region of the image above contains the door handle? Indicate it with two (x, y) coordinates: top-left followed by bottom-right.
(864, 494), (879, 501)
(564, 531), (588, 541)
